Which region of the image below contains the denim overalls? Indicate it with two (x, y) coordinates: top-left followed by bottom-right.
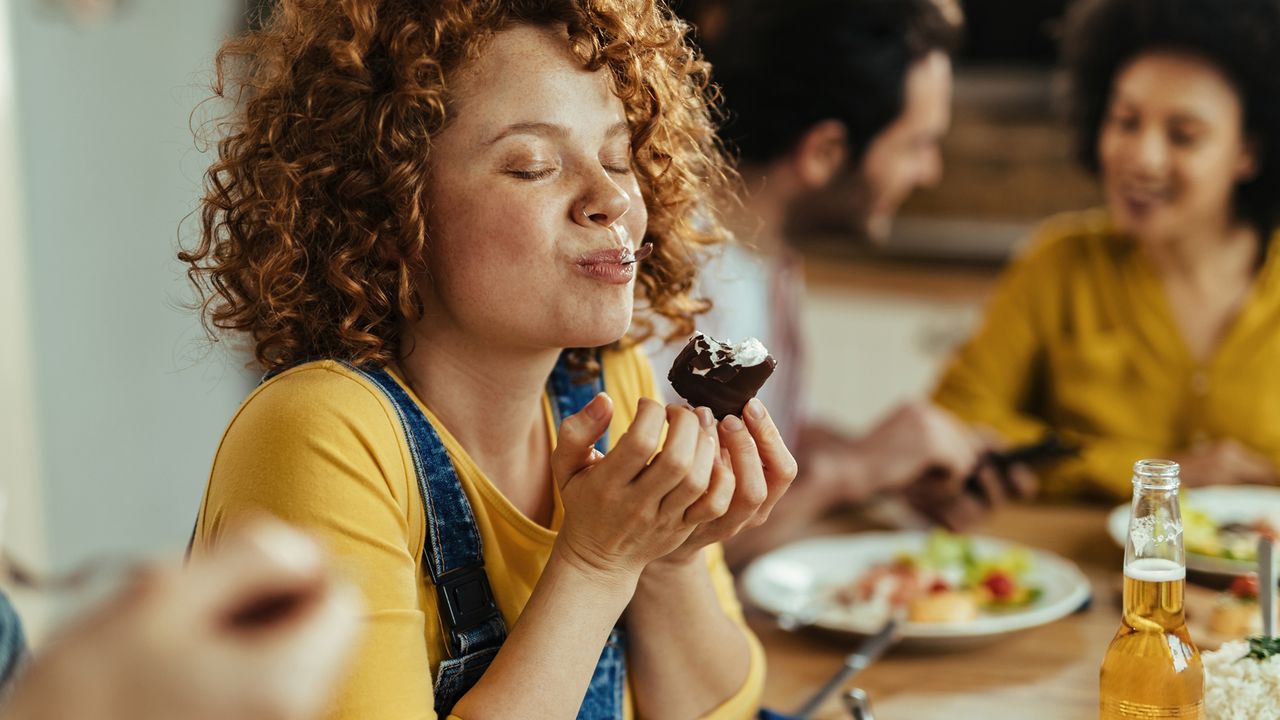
(0, 591), (24, 694)
(343, 351), (626, 718)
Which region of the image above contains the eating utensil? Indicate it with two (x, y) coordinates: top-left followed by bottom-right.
(791, 617), (899, 720)
(1261, 537), (1275, 638)
(843, 688), (875, 720)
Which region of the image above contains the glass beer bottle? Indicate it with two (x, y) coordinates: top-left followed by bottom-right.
(1100, 459), (1203, 719)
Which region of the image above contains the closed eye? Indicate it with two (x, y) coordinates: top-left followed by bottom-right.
(508, 168), (557, 180)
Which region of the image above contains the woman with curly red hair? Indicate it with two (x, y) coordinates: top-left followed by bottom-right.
(180, 1), (792, 718)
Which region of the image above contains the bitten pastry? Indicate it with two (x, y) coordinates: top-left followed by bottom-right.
(667, 332), (777, 419)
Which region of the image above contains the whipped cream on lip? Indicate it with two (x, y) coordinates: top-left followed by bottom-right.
(572, 224), (653, 283)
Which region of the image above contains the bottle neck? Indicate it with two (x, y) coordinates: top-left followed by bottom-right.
(1125, 484), (1186, 568)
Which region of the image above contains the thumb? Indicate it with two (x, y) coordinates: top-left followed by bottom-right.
(551, 392), (613, 487)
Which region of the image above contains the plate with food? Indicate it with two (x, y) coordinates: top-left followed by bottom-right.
(1186, 574), (1280, 650)
(740, 530), (1091, 643)
(1106, 486), (1280, 575)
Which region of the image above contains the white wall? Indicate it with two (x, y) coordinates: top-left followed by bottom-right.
(9, 0), (252, 577)
(0, 0), (48, 636)
(803, 285), (980, 432)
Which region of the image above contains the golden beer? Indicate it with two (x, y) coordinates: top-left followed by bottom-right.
(1099, 559), (1203, 718)
(1100, 460), (1203, 719)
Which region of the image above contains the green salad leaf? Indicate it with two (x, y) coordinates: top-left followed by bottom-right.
(1243, 636), (1280, 661)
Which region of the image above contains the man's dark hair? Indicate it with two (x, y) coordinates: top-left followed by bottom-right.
(1065, 0), (1280, 239)
(706, 0), (960, 166)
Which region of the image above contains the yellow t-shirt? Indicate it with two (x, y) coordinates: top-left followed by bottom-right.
(192, 347), (765, 720)
(933, 209), (1280, 499)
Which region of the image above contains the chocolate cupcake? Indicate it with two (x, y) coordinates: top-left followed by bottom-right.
(668, 332), (777, 419)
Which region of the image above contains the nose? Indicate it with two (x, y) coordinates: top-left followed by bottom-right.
(572, 168), (631, 228)
(1131, 126), (1168, 175)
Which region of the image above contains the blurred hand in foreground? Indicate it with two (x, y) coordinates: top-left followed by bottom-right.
(3, 519), (360, 720)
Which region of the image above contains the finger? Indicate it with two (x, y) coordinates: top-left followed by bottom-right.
(1006, 463), (1039, 500)
(186, 520), (330, 629)
(742, 398), (797, 520)
(683, 413), (735, 524)
(637, 405), (702, 495)
(1240, 455), (1277, 485)
(719, 413), (769, 518)
(970, 463), (1008, 508)
(550, 393), (614, 486)
(937, 496), (985, 532)
(663, 419), (720, 520)
(596, 397), (666, 480)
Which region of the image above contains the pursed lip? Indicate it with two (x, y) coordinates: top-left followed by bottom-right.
(574, 247), (636, 285)
(576, 248), (633, 266)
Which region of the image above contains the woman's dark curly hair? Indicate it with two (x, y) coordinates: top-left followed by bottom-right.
(1065, 0), (1280, 240)
(181, 0), (732, 372)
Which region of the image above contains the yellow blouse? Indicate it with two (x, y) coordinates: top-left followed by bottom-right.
(192, 347), (765, 720)
(933, 210), (1280, 499)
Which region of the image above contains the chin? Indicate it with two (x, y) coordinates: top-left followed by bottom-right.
(1111, 208), (1173, 245)
(557, 304), (634, 349)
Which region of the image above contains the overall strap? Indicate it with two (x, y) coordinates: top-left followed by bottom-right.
(218, 352), (608, 666)
(340, 362), (505, 658)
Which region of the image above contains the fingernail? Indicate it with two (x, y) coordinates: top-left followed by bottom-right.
(697, 407), (715, 428)
(745, 398), (765, 420)
(586, 393), (609, 421)
(723, 414), (745, 432)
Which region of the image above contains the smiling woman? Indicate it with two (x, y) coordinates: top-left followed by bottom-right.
(933, 0), (1280, 499)
(180, 2), (794, 720)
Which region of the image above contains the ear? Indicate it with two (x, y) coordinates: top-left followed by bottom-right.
(1236, 135), (1261, 182)
(791, 119), (849, 189)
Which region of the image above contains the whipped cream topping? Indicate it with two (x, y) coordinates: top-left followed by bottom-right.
(732, 337), (769, 367)
(691, 331), (771, 371)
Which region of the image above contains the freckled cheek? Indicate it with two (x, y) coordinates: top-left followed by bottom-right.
(451, 201), (561, 267)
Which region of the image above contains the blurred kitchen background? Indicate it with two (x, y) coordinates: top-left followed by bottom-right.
(0, 0), (1099, 635)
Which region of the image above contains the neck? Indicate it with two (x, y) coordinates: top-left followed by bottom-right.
(398, 317), (559, 473)
(1140, 219), (1261, 292)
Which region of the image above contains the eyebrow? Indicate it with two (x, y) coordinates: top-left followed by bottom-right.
(484, 120), (630, 146)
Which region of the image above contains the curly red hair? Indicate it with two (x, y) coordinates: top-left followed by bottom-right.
(180, 0), (733, 372)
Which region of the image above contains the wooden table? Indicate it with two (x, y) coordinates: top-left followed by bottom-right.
(749, 503), (1131, 720)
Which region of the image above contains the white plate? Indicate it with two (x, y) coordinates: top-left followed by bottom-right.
(740, 532), (1092, 644)
(1107, 485), (1280, 576)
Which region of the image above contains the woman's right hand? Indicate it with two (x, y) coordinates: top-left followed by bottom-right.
(551, 394), (723, 582)
(852, 401), (986, 496)
(1174, 439), (1278, 487)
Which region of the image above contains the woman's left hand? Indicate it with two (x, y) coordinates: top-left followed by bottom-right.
(654, 398), (798, 566)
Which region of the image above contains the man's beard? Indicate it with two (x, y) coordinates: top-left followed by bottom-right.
(781, 168), (877, 248)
